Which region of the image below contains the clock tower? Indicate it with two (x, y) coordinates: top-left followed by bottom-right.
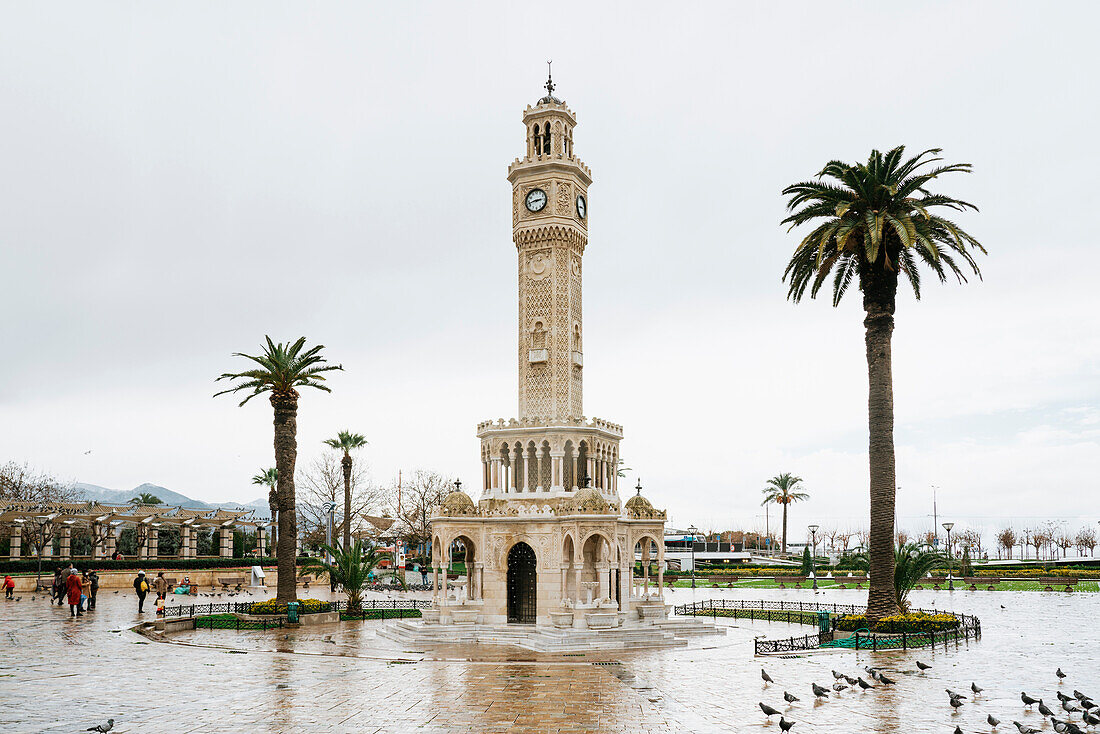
(507, 71), (591, 420)
(476, 72), (622, 500)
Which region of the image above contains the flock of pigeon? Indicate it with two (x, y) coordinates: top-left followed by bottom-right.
(758, 663), (1094, 732)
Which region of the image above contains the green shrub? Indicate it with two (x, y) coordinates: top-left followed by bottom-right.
(836, 613), (959, 633)
(249, 598), (330, 615)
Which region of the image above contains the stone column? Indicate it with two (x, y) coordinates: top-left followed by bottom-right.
(657, 552), (665, 598)
(58, 526), (71, 560)
(104, 526), (117, 559)
(91, 522), (104, 559)
(256, 526), (266, 556)
(489, 458), (500, 490)
(9, 526), (21, 559)
(550, 451), (564, 490)
(560, 563), (571, 602)
(41, 524), (53, 558)
(220, 527), (234, 558)
(586, 457), (596, 486)
(517, 450), (526, 492)
(179, 525), (190, 558)
(189, 526), (199, 558)
(642, 544), (650, 596)
(572, 455), (579, 490)
(596, 562), (609, 601)
(147, 528), (159, 560)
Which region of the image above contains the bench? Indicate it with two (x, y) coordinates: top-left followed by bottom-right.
(775, 576), (807, 588)
(963, 577), (999, 590)
(707, 576), (738, 586)
(1038, 577), (1077, 592)
(218, 576), (246, 591)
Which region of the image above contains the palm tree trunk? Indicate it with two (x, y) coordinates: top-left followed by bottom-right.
(271, 390), (299, 603)
(267, 489), (278, 558)
(781, 502), (788, 555)
(863, 270), (900, 622)
(342, 453), (352, 549)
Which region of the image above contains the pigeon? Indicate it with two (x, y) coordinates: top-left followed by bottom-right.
(857, 677), (873, 690)
(762, 668), (775, 685)
(950, 695), (966, 711)
(1058, 668), (1068, 680)
(1038, 699), (1056, 717)
(1052, 721), (1070, 734)
(955, 727), (964, 734)
(843, 675), (859, 686)
(878, 673), (896, 685)
(832, 682), (848, 692)
(812, 683), (830, 698)
(1073, 690), (1090, 702)
(972, 682), (984, 695)
(1062, 699), (1081, 714)
(759, 702), (781, 719)
(1084, 710), (1100, 726)
(1014, 722), (1041, 734)
(779, 717), (796, 732)
(948, 689), (968, 700)
(1058, 692), (1073, 703)
(783, 691), (800, 704)
(988, 713), (1001, 728)
(917, 660), (932, 671)
(86, 721), (114, 733)
(1022, 692), (1040, 707)
(831, 669), (846, 680)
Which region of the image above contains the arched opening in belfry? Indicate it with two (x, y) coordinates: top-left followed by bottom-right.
(532, 124), (542, 156)
(563, 441), (575, 491)
(539, 440), (552, 490)
(501, 444), (512, 493)
(526, 441), (538, 492)
(507, 542), (537, 624)
(577, 441), (589, 487)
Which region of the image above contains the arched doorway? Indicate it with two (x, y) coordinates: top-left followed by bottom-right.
(507, 542), (537, 624)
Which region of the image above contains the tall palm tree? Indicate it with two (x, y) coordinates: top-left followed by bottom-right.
(251, 467), (279, 556)
(323, 431), (368, 550)
(761, 473), (809, 554)
(129, 492), (162, 505)
(853, 543), (945, 613)
(216, 336), (342, 602)
(781, 146), (985, 620)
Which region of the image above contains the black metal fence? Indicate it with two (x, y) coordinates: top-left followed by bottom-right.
(673, 599), (982, 655)
(164, 597), (431, 619)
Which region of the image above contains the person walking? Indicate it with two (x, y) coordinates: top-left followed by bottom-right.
(66, 568), (83, 617)
(87, 570), (99, 610)
(154, 572), (168, 602)
(133, 570), (149, 613)
(3, 575), (14, 599)
(52, 568), (64, 606)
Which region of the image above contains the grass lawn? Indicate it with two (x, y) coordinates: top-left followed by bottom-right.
(669, 578), (1099, 592)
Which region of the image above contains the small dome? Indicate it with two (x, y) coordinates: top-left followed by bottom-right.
(624, 493), (653, 516)
(440, 490), (476, 515)
(564, 487), (612, 515)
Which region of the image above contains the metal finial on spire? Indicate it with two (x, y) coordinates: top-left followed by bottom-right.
(544, 59), (555, 96)
(635, 480), (642, 496)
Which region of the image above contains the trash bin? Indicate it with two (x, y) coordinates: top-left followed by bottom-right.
(817, 610), (830, 634)
(287, 601), (300, 624)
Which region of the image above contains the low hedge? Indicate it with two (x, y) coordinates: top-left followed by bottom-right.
(340, 608), (421, 621)
(836, 613), (959, 633)
(0, 557), (280, 574)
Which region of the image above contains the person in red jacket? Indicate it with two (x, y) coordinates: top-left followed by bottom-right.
(3, 575), (14, 599)
(65, 568), (83, 617)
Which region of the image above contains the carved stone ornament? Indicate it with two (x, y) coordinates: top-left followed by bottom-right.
(556, 180), (571, 213)
(571, 256), (581, 277)
(527, 251), (552, 281)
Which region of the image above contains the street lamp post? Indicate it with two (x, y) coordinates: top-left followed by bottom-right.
(687, 525), (699, 590)
(942, 522), (955, 590)
(808, 524), (819, 591)
(32, 516), (49, 590)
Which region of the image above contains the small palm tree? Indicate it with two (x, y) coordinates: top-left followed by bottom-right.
(781, 147), (985, 620)
(252, 467), (278, 555)
(761, 473), (809, 554)
(853, 543), (945, 612)
(216, 336), (342, 603)
(323, 431), (368, 549)
(300, 540), (402, 614)
(130, 492), (162, 505)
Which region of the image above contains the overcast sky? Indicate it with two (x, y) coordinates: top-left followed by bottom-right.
(2, 2), (1097, 544)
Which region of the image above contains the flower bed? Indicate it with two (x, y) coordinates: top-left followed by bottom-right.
(249, 598), (331, 615)
(836, 613), (959, 633)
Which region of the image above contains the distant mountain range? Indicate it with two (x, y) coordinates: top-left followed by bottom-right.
(74, 481), (270, 519)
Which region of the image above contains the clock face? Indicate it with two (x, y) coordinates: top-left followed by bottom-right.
(576, 194), (587, 219)
(525, 188), (547, 212)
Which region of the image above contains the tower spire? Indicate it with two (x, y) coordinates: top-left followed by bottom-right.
(544, 59), (555, 97)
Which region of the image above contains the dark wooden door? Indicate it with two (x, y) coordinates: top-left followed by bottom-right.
(507, 542), (537, 624)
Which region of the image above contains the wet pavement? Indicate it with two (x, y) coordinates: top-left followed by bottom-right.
(2, 584), (1097, 733)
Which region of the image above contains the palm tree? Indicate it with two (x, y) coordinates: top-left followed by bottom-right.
(761, 473), (809, 554)
(853, 543), (945, 612)
(129, 492), (162, 505)
(323, 430), (368, 550)
(216, 336), (342, 602)
(252, 467), (279, 555)
(299, 540), (402, 614)
(780, 147), (985, 621)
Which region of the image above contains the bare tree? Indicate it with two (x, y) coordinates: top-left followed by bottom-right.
(1076, 527), (1097, 558)
(958, 528), (983, 558)
(834, 530), (853, 556)
(1054, 533), (1073, 559)
(895, 529), (910, 548)
(997, 527), (1017, 560)
(0, 462), (80, 556)
(855, 528), (870, 550)
(379, 469), (456, 559)
(297, 454), (385, 547)
(919, 530), (936, 548)
(1030, 530), (1048, 561)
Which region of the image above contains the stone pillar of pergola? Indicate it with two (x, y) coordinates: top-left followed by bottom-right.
(104, 525), (117, 559)
(58, 525), (72, 560)
(9, 524), (22, 559)
(146, 527), (159, 560)
(40, 522), (53, 558)
(220, 526), (234, 558)
(91, 522), (105, 559)
(255, 526), (266, 556)
(179, 525), (192, 559)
